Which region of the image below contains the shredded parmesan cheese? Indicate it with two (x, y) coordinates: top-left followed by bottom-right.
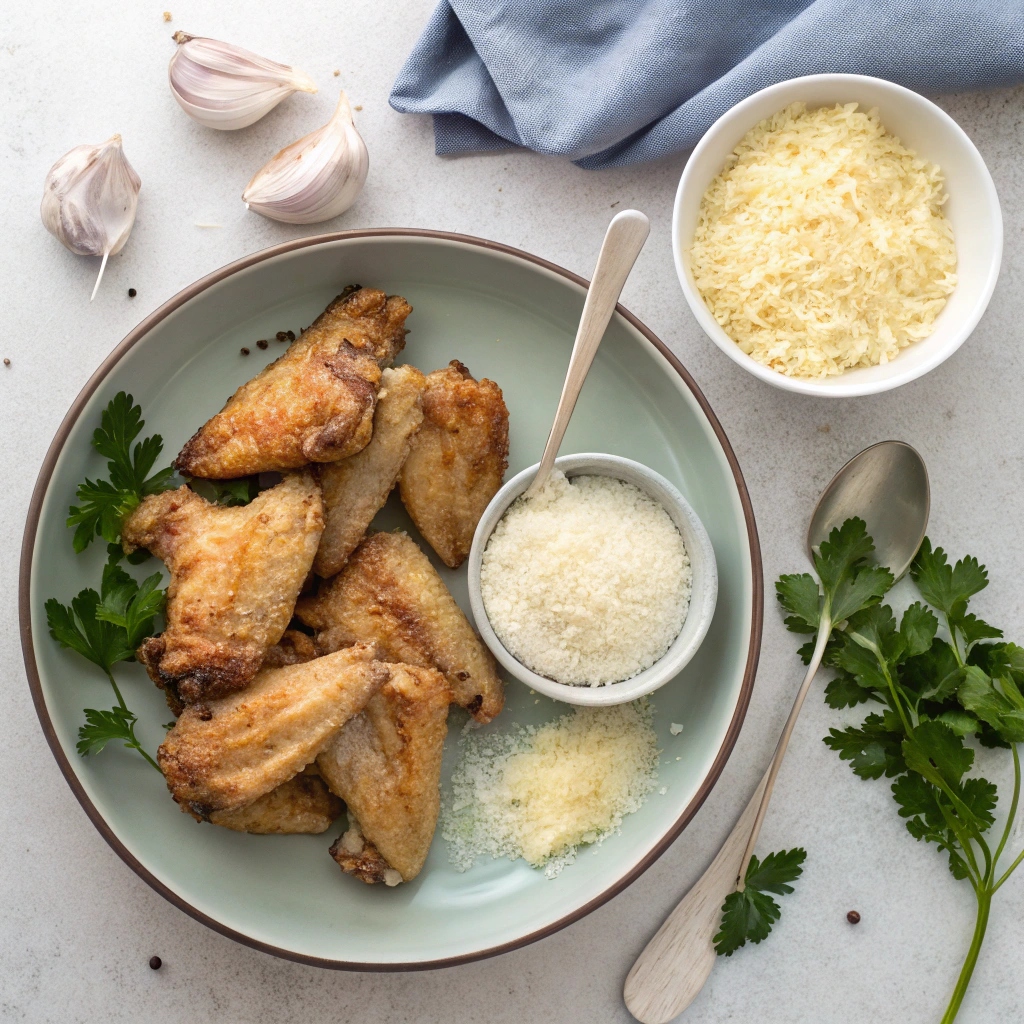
(480, 472), (691, 685)
(441, 703), (659, 876)
(690, 102), (957, 378)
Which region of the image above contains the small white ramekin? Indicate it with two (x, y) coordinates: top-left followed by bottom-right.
(673, 73), (1003, 398)
(466, 453), (718, 706)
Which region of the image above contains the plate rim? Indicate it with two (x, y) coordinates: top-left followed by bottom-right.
(19, 228), (763, 972)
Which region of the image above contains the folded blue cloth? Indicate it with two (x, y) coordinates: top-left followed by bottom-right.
(390, 0), (1024, 168)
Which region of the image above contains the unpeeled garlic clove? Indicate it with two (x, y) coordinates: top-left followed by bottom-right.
(40, 135), (141, 301)
(242, 90), (368, 225)
(169, 32), (317, 130)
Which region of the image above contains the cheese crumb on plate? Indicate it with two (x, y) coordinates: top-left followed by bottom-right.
(441, 703), (659, 877)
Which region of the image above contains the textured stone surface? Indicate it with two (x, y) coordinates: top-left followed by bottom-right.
(1, 3), (1022, 1021)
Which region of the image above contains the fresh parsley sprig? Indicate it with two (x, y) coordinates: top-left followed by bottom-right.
(66, 392), (176, 552)
(714, 848), (806, 956)
(774, 520), (1024, 1023)
(47, 529), (166, 771)
(714, 519), (892, 956)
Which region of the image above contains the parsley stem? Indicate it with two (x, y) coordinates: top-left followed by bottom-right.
(940, 889), (991, 1024)
(104, 669), (161, 774)
(991, 744), (1021, 874)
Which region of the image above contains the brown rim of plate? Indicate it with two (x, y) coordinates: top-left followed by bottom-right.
(18, 228), (763, 973)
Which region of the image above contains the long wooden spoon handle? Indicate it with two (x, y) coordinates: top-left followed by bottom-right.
(623, 767), (770, 1024)
(623, 619), (832, 1024)
(525, 208), (649, 498)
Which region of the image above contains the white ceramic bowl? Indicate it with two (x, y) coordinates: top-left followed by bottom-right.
(466, 453), (718, 706)
(672, 73), (1003, 398)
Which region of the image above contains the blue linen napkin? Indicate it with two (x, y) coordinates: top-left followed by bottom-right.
(390, 0), (1024, 168)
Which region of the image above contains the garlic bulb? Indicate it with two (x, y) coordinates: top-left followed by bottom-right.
(242, 91), (368, 224)
(168, 32), (317, 130)
(40, 135), (141, 301)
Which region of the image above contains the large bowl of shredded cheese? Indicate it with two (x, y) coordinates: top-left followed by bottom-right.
(673, 74), (1002, 396)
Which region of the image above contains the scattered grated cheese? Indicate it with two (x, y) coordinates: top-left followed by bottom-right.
(690, 102), (957, 378)
(481, 471), (691, 685)
(441, 703), (659, 877)
(669, 722), (683, 735)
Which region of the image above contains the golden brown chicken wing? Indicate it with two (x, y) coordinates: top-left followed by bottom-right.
(296, 531), (504, 723)
(158, 644), (388, 818)
(262, 629), (318, 668)
(314, 364), (426, 578)
(319, 663), (449, 883)
(398, 360), (509, 568)
(209, 771), (342, 834)
(175, 287), (412, 478)
(122, 472), (324, 707)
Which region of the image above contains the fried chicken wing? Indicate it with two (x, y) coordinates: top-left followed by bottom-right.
(158, 644), (388, 817)
(398, 360), (509, 568)
(209, 770), (342, 834)
(297, 531), (504, 723)
(175, 287), (412, 478)
(314, 364), (426, 578)
(319, 663), (449, 883)
(122, 472), (324, 706)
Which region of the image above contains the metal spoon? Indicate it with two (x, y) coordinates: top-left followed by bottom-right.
(623, 440), (930, 1024)
(525, 208), (649, 498)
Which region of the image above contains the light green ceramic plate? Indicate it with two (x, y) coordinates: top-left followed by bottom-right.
(21, 231), (762, 969)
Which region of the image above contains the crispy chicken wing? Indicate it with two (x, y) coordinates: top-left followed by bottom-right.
(297, 531), (504, 723)
(158, 644), (388, 818)
(319, 663), (449, 883)
(314, 364), (426, 578)
(209, 770), (342, 834)
(175, 287), (412, 478)
(122, 472), (324, 706)
(399, 360), (509, 568)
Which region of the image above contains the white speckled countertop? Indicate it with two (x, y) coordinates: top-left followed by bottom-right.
(2, 3), (1023, 1021)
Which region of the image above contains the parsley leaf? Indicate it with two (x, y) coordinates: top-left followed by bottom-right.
(777, 573), (821, 632)
(824, 713), (906, 779)
(93, 559), (165, 651)
(911, 540), (989, 622)
(66, 392), (176, 552)
(46, 589), (136, 673)
(185, 475), (259, 507)
(714, 849), (806, 956)
(77, 706), (140, 756)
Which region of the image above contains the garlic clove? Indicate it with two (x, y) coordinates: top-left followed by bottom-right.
(169, 32), (317, 131)
(40, 135), (141, 301)
(242, 90), (368, 225)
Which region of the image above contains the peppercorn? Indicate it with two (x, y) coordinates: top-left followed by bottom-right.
(240, 347), (250, 356)
(257, 339), (268, 350)
(3, 358), (9, 367)
(276, 331), (289, 342)
(128, 288), (137, 298)
(847, 910), (861, 924)
(149, 956), (162, 970)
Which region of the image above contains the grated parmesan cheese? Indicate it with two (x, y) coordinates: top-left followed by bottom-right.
(690, 102), (957, 378)
(441, 703), (659, 876)
(480, 471), (691, 685)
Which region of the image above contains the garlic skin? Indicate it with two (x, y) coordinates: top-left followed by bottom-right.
(242, 91), (368, 225)
(40, 135), (141, 301)
(169, 32), (317, 131)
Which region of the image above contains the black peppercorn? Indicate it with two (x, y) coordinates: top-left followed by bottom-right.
(149, 956), (162, 970)
(276, 331), (289, 342)
(240, 347), (250, 356)
(128, 288), (137, 298)
(847, 910), (861, 924)
(256, 339), (268, 350)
